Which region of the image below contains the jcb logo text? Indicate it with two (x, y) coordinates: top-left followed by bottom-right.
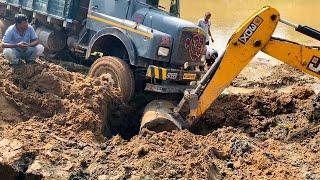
(308, 56), (320, 74)
(239, 16), (263, 44)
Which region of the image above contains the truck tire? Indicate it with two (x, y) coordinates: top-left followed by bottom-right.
(88, 56), (135, 102)
(0, 19), (10, 40)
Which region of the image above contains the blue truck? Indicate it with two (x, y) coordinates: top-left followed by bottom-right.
(0, 0), (207, 101)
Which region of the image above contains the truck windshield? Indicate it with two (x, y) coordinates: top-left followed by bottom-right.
(144, 0), (180, 17)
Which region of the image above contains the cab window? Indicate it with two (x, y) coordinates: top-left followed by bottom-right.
(143, 0), (180, 17)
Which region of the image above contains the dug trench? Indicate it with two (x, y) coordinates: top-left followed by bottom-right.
(0, 56), (319, 179)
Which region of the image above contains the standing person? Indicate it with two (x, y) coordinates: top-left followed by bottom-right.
(2, 14), (44, 66)
(198, 12), (214, 45)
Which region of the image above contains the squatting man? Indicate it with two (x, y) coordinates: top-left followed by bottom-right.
(2, 14), (44, 66)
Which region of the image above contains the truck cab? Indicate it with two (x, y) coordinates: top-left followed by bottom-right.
(84, 0), (206, 100)
(0, 0), (207, 102)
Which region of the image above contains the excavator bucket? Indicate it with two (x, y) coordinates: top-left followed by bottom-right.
(140, 100), (185, 132)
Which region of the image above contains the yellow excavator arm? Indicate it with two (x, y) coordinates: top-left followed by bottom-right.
(262, 37), (320, 78)
(186, 36), (320, 124)
(140, 6), (320, 132)
(184, 7), (320, 125)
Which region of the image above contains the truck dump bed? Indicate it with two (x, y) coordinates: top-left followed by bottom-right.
(0, 0), (89, 22)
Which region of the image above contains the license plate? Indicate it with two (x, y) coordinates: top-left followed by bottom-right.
(183, 73), (196, 80)
(167, 72), (178, 80)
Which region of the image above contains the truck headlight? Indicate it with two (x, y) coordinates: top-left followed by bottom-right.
(158, 47), (170, 57)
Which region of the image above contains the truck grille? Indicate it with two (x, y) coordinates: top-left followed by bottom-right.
(174, 29), (206, 65)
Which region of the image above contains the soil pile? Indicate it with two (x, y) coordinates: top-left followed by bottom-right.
(232, 63), (318, 89)
(86, 87), (319, 179)
(0, 57), (319, 179)
(0, 58), (122, 139)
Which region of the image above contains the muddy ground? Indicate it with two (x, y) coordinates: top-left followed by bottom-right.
(0, 56), (319, 180)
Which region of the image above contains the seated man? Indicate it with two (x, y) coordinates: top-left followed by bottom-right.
(2, 14), (44, 66)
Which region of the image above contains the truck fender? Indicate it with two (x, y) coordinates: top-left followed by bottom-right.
(86, 27), (136, 65)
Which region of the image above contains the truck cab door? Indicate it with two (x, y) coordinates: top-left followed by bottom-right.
(89, 0), (130, 19)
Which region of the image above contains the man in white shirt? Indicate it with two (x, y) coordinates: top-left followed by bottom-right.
(198, 12), (214, 45)
(2, 14), (44, 66)
(205, 45), (218, 67)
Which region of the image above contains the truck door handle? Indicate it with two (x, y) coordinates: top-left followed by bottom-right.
(92, 5), (99, 10)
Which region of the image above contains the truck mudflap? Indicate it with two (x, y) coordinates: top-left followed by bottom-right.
(146, 65), (202, 81)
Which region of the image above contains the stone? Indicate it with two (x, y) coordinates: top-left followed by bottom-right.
(98, 175), (108, 180)
(28, 160), (42, 171)
(9, 140), (22, 150)
(0, 138), (10, 147)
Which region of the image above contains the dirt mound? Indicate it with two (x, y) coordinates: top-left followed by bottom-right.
(90, 126), (319, 179)
(232, 63), (318, 89)
(88, 88), (319, 179)
(194, 87), (318, 136)
(0, 58), (122, 142)
(2, 85), (318, 179)
(0, 57), (319, 179)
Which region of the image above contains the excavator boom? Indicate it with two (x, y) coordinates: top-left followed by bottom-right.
(186, 6), (280, 123)
(140, 6), (320, 132)
(262, 37), (320, 78)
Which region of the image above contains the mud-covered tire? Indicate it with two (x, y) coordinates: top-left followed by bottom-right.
(0, 20), (5, 40)
(87, 56), (135, 102)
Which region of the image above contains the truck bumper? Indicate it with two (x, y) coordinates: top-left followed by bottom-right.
(145, 83), (197, 93)
(146, 65), (202, 81)
(145, 65), (202, 93)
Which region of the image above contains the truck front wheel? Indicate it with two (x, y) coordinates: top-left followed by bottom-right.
(87, 56), (135, 102)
